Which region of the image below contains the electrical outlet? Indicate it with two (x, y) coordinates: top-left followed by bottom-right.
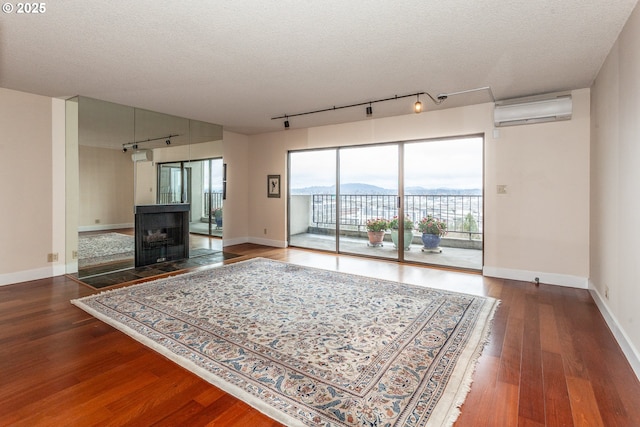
(47, 253), (58, 262)
(72, 250), (78, 259)
(497, 185), (508, 194)
(605, 285), (609, 300)
(95, 219), (101, 224)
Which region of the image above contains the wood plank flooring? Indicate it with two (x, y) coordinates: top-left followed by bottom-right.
(1, 243), (639, 426)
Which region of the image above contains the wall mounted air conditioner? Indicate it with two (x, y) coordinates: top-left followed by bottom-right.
(131, 149), (153, 162)
(494, 93), (572, 127)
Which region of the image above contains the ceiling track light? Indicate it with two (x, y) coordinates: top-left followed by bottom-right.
(271, 86), (494, 124)
(122, 133), (180, 152)
(414, 95), (423, 114)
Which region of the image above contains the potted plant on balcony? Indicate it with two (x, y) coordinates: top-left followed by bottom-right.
(212, 207), (223, 228)
(417, 215), (447, 251)
(389, 215), (415, 250)
(365, 218), (389, 247)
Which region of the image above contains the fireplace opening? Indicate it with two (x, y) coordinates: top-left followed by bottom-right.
(135, 204), (189, 267)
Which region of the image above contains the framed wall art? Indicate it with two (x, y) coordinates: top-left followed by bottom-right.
(267, 174), (280, 198)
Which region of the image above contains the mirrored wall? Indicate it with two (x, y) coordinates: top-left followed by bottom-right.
(65, 96), (224, 278)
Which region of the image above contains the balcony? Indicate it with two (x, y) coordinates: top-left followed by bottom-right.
(289, 194), (483, 270)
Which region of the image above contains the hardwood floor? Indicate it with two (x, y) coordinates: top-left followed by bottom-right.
(1, 243), (639, 426)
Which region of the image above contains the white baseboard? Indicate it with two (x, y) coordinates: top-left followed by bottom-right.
(589, 280), (640, 380)
(222, 236), (288, 248)
(78, 223), (134, 232)
(482, 266), (588, 289)
(0, 265), (61, 287)
(248, 237), (288, 248)
(222, 236), (250, 247)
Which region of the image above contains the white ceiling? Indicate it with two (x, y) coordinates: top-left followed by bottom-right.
(1, 0), (637, 134)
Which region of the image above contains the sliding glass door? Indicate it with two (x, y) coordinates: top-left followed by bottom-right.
(158, 162), (190, 205)
(288, 136), (483, 270)
(339, 144), (399, 260)
(289, 149), (337, 251)
(158, 158), (224, 238)
(403, 138), (483, 269)
(191, 158), (224, 237)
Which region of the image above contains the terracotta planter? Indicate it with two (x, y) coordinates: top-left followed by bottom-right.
(367, 231), (385, 247)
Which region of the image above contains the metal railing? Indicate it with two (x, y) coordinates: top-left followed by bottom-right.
(311, 194), (483, 239)
(203, 192), (224, 215)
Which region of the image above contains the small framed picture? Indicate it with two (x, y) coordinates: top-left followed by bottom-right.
(267, 174), (281, 198)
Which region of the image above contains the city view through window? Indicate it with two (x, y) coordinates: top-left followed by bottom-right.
(289, 137), (483, 269)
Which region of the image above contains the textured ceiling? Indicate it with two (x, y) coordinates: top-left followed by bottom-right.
(1, 0), (637, 134)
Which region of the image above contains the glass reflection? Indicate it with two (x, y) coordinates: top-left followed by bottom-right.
(66, 96), (223, 278)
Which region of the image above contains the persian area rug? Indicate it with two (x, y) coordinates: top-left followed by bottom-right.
(71, 258), (499, 427)
(78, 232), (134, 268)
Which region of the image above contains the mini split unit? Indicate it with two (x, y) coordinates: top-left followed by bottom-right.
(131, 149), (153, 162)
(494, 92), (572, 127)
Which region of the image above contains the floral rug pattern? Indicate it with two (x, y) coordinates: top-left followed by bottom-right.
(72, 258), (498, 426)
(78, 232), (134, 267)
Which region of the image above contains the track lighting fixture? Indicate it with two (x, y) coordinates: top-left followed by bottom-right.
(122, 133), (180, 152)
(414, 95), (423, 113)
(271, 87), (494, 126)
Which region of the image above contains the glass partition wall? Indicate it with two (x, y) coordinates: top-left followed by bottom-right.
(65, 96), (223, 278)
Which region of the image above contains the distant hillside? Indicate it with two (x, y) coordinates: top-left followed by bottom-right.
(291, 183), (482, 195)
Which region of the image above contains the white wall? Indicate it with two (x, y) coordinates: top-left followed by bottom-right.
(0, 88), (65, 285)
(247, 90), (591, 288)
(78, 145), (134, 230)
(590, 1), (640, 376)
(0, 86), (591, 293)
(134, 160), (156, 205)
(221, 131), (250, 246)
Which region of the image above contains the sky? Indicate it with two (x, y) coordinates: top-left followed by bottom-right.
(290, 136), (483, 190)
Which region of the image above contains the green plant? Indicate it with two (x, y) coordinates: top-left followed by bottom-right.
(366, 218), (389, 232)
(389, 215), (415, 230)
(417, 215), (447, 236)
(462, 212), (478, 233)
(212, 207), (223, 219)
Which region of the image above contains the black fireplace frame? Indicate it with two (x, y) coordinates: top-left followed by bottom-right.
(134, 204), (190, 267)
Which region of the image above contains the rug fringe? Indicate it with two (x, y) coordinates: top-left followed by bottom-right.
(443, 298), (501, 427)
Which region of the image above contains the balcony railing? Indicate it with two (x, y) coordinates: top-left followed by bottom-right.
(203, 192), (224, 215)
(311, 194), (482, 239)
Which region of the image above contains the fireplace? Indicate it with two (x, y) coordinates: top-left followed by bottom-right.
(134, 204), (190, 267)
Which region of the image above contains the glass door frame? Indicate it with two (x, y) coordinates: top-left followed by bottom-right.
(201, 157), (224, 237)
(336, 142), (402, 261)
(288, 134), (484, 270)
(157, 161), (191, 205)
